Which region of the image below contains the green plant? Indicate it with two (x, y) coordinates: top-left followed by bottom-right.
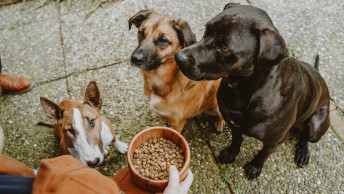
(220, 170), (230, 183)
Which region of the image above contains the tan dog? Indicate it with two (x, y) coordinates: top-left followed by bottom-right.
(129, 10), (225, 132)
(40, 81), (127, 167)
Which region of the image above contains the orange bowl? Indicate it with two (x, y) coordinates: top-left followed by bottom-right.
(127, 126), (191, 193)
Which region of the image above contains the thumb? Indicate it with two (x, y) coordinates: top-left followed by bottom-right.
(166, 165), (179, 188)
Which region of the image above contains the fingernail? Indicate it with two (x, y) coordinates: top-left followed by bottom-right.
(170, 165), (177, 171)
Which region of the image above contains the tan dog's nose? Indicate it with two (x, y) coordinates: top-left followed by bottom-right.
(131, 52), (144, 66)
(86, 158), (100, 167)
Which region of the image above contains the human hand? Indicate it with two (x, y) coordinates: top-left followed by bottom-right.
(159, 165), (193, 194)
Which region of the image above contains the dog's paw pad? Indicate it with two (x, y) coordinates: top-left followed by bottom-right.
(295, 145), (310, 168)
(114, 140), (128, 154)
(244, 163), (262, 180)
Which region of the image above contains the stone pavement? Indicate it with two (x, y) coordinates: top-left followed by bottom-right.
(0, 0), (343, 193)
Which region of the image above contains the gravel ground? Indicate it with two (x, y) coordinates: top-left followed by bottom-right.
(0, 0), (343, 193)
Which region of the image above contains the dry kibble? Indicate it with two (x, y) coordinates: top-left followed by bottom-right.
(132, 137), (185, 180)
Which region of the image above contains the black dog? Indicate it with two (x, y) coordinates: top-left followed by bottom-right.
(175, 3), (330, 179)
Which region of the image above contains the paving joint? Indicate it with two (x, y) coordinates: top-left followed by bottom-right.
(34, 59), (128, 87)
(203, 136), (234, 193)
(57, 5), (70, 98)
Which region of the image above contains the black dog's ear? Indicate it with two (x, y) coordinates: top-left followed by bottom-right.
(128, 10), (153, 30)
(84, 81), (102, 112)
(223, 3), (240, 10)
(172, 19), (197, 47)
(257, 29), (289, 68)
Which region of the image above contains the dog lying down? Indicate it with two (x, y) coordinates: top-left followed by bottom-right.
(129, 10), (225, 133)
(40, 81), (127, 167)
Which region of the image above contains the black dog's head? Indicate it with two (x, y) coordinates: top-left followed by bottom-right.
(175, 4), (289, 81)
(129, 10), (196, 71)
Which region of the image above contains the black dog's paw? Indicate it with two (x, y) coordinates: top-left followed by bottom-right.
(244, 162), (262, 180)
(295, 143), (310, 168)
(217, 147), (238, 164)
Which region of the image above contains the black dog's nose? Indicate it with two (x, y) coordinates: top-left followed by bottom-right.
(175, 51), (188, 65)
(131, 52), (144, 66)
(175, 50), (195, 66)
(87, 158), (100, 167)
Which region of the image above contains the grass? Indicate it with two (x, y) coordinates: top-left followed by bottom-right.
(220, 170), (231, 183)
(289, 48), (300, 59)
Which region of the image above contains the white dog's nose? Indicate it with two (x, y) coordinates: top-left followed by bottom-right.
(86, 157), (100, 167)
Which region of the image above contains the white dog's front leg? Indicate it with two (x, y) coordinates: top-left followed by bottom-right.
(113, 140), (128, 154)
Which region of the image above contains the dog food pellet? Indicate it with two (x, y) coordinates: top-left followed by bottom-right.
(133, 138), (185, 180)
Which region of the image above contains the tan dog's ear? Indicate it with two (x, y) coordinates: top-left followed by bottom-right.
(128, 10), (153, 30)
(223, 2), (240, 10)
(257, 29), (289, 70)
(172, 19), (197, 47)
(40, 97), (64, 125)
(84, 81), (102, 112)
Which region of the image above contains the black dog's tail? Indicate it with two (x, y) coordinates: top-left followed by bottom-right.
(314, 54), (319, 71)
(37, 122), (53, 128)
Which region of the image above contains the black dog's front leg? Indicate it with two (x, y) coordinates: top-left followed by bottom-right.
(218, 129), (243, 163)
(244, 144), (279, 179)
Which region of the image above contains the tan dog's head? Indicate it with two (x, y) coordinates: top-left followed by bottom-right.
(40, 82), (113, 167)
(129, 10), (197, 71)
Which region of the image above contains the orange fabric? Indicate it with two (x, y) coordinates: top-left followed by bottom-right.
(0, 155), (152, 193)
(32, 155), (121, 194)
(0, 155), (35, 177)
(112, 167), (152, 194)
(0, 74), (32, 91)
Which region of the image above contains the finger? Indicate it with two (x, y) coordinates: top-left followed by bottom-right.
(166, 165), (179, 189)
(180, 169), (193, 192)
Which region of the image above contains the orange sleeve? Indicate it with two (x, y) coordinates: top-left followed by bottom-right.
(32, 155), (121, 194)
(0, 155), (35, 177)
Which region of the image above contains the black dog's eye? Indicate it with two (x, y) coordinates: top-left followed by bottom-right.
(68, 126), (76, 136)
(138, 29), (145, 41)
(89, 119), (95, 128)
(221, 46), (229, 53)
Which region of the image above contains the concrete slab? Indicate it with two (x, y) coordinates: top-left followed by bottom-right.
(60, 0), (145, 74)
(0, 19), (65, 83)
(0, 79), (68, 168)
(0, 0), (58, 31)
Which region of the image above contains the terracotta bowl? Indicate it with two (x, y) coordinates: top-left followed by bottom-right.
(127, 126), (191, 193)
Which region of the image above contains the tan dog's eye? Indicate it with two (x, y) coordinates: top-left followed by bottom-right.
(138, 29), (145, 41)
(221, 46), (229, 52)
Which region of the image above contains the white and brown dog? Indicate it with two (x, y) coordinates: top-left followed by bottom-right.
(40, 81), (127, 167)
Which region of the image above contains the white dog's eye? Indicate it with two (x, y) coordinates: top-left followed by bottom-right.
(89, 119), (95, 128)
(68, 127), (76, 136)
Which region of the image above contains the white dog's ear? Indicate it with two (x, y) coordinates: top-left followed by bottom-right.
(40, 97), (64, 125)
(257, 29), (289, 69)
(84, 81), (102, 112)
